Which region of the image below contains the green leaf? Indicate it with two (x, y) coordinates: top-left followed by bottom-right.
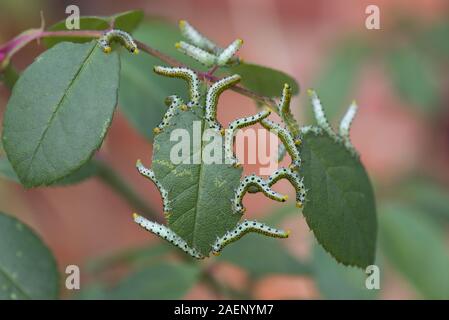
(110, 262), (199, 299)
(2, 41), (120, 187)
(0, 212), (59, 299)
(396, 178), (449, 223)
(43, 10), (144, 48)
(0, 63), (20, 89)
(417, 21), (449, 61)
(312, 41), (366, 121)
(86, 243), (171, 274)
(312, 242), (377, 299)
(219, 233), (311, 278)
(119, 20), (191, 140)
(151, 107), (242, 255)
(0, 157), (98, 186)
(225, 63), (299, 97)
(379, 202), (449, 299)
(300, 132), (377, 268)
(387, 47), (439, 114)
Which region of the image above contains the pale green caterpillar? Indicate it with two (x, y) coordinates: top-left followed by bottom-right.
(98, 29), (139, 54)
(177, 20), (242, 67)
(133, 213), (204, 259)
(260, 118), (301, 169)
(153, 66), (200, 107)
(153, 95), (184, 135)
(175, 41), (217, 67)
(233, 174), (288, 214)
(225, 109), (271, 167)
(267, 167), (306, 208)
(136, 160), (171, 215)
(211, 219), (290, 255)
(206, 75), (241, 134)
(179, 20), (220, 54)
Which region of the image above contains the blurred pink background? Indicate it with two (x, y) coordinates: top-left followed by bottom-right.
(1, 0), (448, 299)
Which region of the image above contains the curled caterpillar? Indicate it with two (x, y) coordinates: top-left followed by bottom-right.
(267, 168), (306, 208)
(175, 41), (217, 67)
(206, 75), (241, 134)
(153, 66), (200, 106)
(216, 39), (243, 66)
(211, 219), (290, 255)
(98, 29), (138, 54)
(153, 95), (184, 135)
(133, 213), (204, 259)
(136, 160), (171, 215)
(179, 20), (220, 54)
(233, 174), (288, 214)
(260, 119), (301, 169)
(225, 109), (271, 167)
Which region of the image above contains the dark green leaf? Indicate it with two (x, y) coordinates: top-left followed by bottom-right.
(219, 233), (311, 278)
(152, 107), (242, 255)
(379, 202), (449, 299)
(225, 63), (299, 97)
(43, 10), (144, 48)
(313, 242), (377, 299)
(387, 47), (439, 114)
(300, 132), (377, 268)
(0, 212), (59, 299)
(119, 20), (191, 140)
(0, 63), (20, 89)
(0, 157), (98, 186)
(2, 41), (120, 187)
(110, 262), (199, 299)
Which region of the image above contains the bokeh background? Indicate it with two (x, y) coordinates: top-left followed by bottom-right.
(1, 0), (449, 299)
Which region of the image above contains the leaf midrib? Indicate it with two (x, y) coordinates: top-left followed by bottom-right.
(24, 43), (96, 181)
(0, 263), (31, 299)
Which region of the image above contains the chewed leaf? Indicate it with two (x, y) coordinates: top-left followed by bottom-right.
(299, 130), (377, 268)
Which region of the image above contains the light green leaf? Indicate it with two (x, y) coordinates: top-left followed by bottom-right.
(300, 132), (377, 268)
(0, 212), (59, 299)
(151, 107), (242, 255)
(379, 202), (449, 299)
(110, 262), (199, 299)
(396, 178), (449, 223)
(219, 233), (311, 278)
(119, 20), (192, 140)
(312, 41), (366, 121)
(2, 41), (120, 187)
(43, 10), (144, 48)
(226, 63), (299, 97)
(313, 242), (377, 299)
(387, 47), (439, 114)
(86, 243), (172, 274)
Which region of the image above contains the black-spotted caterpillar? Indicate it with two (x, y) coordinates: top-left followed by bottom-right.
(98, 29), (139, 54)
(108, 21), (358, 258)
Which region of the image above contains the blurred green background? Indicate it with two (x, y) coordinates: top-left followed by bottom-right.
(0, 0), (449, 299)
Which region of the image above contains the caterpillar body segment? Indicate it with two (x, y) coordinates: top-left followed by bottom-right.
(211, 219), (290, 255)
(133, 214), (204, 259)
(98, 29), (138, 54)
(225, 109), (271, 167)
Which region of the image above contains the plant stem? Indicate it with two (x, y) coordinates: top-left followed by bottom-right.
(95, 160), (163, 223)
(1, 27), (280, 112)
